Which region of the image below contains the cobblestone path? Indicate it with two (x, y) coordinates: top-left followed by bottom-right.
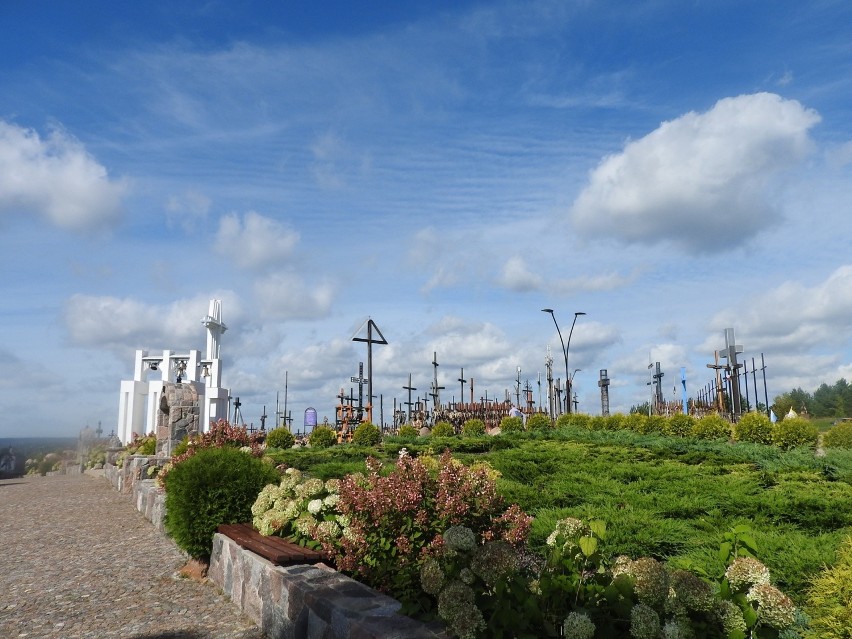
(0, 474), (265, 639)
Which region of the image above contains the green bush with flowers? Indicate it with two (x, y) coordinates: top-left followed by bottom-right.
(419, 518), (806, 639)
(251, 467), (343, 550)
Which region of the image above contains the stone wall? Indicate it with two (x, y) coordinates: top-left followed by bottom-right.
(209, 534), (446, 639)
(103, 462), (447, 639)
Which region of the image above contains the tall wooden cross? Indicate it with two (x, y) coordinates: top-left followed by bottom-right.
(352, 319), (388, 424)
(719, 328), (744, 418)
(351, 362), (367, 421)
(403, 373), (417, 422)
(430, 352), (445, 409)
(457, 368), (467, 408)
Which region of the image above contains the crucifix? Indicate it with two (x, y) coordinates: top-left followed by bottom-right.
(706, 350), (726, 413)
(430, 352), (445, 409)
(351, 362), (367, 421)
(352, 319), (388, 424)
(403, 374), (417, 422)
(457, 368), (467, 408)
(719, 328), (744, 418)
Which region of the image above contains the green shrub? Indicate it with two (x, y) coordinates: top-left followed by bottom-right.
(309, 426), (337, 448)
(265, 427), (296, 450)
(588, 416), (607, 431)
(604, 414), (626, 431)
(735, 412), (774, 445)
(499, 416), (524, 433)
(526, 413), (552, 432)
(806, 535), (852, 639)
(398, 424), (418, 438)
(624, 412), (648, 433)
(431, 421), (455, 437)
(823, 421), (852, 449)
(665, 413), (695, 437)
(462, 418), (486, 437)
(558, 413), (590, 429)
(773, 417), (818, 450)
(637, 415), (666, 434)
(692, 413), (731, 440)
(352, 422), (382, 446)
(164, 446), (280, 559)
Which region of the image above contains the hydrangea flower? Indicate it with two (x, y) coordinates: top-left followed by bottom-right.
(747, 583), (796, 630)
(725, 557), (770, 591)
(420, 557), (444, 595)
(323, 493), (340, 509)
(668, 569), (714, 613)
(563, 611), (596, 639)
(324, 478), (341, 493)
(628, 557), (669, 608)
(611, 555), (632, 579)
(661, 619), (682, 639)
(630, 602), (661, 639)
(443, 526), (477, 552)
(470, 540), (518, 588)
(437, 580), (485, 639)
(716, 600), (747, 636)
(546, 517), (588, 549)
(314, 519), (341, 543)
(307, 498), (323, 515)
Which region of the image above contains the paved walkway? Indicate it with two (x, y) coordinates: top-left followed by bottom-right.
(0, 473), (265, 639)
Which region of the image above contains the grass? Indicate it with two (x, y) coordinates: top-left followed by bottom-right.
(266, 426), (852, 607)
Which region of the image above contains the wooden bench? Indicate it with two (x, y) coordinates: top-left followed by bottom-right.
(217, 523), (330, 567)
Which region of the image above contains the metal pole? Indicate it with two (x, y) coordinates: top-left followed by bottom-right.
(761, 353), (770, 417)
(565, 312), (585, 413)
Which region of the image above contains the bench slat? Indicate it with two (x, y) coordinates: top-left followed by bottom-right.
(217, 523), (328, 566)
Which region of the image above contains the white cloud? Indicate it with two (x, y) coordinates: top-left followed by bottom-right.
(0, 120), (127, 230)
(706, 264), (852, 354)
(551, 269), (641, 294)
(497, 256), (542, 291)
(64, 292), (243, 351)
(254, 272), (335, 320)
(214, 211), (299, 270)
(570, 93), (820, 252)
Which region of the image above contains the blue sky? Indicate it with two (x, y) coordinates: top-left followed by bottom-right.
(2, 0), (852, 437)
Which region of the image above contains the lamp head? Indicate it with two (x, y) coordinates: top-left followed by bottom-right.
(541, 308), (554, 314)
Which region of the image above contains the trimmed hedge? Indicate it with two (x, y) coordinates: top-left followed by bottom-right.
(309, 426), (337, 448)
(164, 446), (280, 559)
(265, 427), (296, 450)
(431, 421), (455, 437)
(352, 422), (382, 446)
(824, 421), (852, 449)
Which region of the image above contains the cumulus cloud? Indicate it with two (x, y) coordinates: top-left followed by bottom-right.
(65, 292), (242, 351)
(214, 211), (299, 270)
(0, 121), (127, 230)
(497, 256), (542, 291)
(570, 93), (820, 252)
(254, 272), (335, 320)
(705, 264), (852, 354)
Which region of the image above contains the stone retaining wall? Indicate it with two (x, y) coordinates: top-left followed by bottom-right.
(209, 534), (446, 639)
(103, 462), (447, 639)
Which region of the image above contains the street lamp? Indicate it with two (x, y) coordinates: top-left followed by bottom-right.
(542, 309), (586, 414)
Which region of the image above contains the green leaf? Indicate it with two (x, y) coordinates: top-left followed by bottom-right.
(719, 541), (733, 563)
(589, 519), (607, 540)
(728, 630), (746, 639)
(578, 536), (598, 557)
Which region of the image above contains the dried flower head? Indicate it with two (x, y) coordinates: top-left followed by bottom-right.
(628, 557), (669, 608)
(725, 556), (770, 591)
(420, 557), (445, 595)
(563, 611), (596, 639)
(747, 583), (796, 630)
(630, 602), (661, 639)
(443, 526), (477, 553)
(716, 600), (747, 636)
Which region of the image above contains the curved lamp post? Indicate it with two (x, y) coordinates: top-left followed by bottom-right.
(542, 309), (585, 414)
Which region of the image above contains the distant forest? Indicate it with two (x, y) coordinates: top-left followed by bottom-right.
(772, 378), (852, 418)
